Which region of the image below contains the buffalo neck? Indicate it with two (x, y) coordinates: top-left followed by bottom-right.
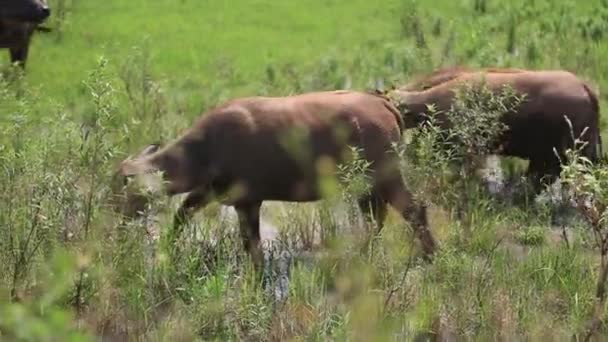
(387, 89), (434, 128)
(396, 90), (433, 113)
(147, 139), (202, 196)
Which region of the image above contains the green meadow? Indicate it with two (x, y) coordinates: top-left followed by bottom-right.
(26, 0), (608, 114)
(3, 0), (608, 340)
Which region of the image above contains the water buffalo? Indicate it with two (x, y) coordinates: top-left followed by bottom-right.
(115, 90), (437, 269)
(389, 67), (602, 192)
(0, 0), (50, 68)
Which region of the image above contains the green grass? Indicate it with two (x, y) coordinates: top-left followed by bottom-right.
(2, 0), (608, 340)
(25, 0), (406, 101)
(22, 0), (608, 121)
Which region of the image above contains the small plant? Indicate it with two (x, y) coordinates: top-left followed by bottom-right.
(440, 29), (456, 65)
(335, 146), (376, 241)
(473, 0), (488, 14)
(560, 118), (608, 340)
(48, 0), (73, 41)
(0, 251), (94, 341)
(525, 36), (540, 64)
(308, 56), (347, 91)
(399, 0), (427, 50)
(515, 226), (546, 246)
(0, 80), (81, 303)
(396, 105), (454, 206)
(445, 82), (522, 176)
(405, 80), (524, 227)
(431, 17), (442, 37)
(506, 17), (517, 54)
(265, 64), (276, 85)
(71, 56), (121, 314)
(118, 39), (168, 145)
(336, 146), (373, 205)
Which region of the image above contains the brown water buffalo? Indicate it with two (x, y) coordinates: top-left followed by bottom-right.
(116, 90), (437, 269)
(389, 68), (602, 191)
(0, 0), (50, 68)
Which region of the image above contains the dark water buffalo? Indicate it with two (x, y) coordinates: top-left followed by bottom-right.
(0, 0), (50, 68)
(115, 90), (437, 268)
(389, 67), (602, 191)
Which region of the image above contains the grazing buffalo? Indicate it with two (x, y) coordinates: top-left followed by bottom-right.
(115, 90), (437, 268)
(389, 67), (602, 191)
(0, 0), (50, 68)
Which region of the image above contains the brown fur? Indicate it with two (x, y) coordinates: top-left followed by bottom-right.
(0, 0), (50, 68)
(401, 66), (528, 91)
(391, 68), (602, 191)
(117, 90), (437, 268)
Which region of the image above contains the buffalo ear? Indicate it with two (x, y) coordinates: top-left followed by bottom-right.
(119, 159), (147, 176)
(119, 143), (162, 176)
(140, 143), (162, 156)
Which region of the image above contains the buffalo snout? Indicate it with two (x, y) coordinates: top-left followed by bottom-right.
(29, 2), (50, 23)
(40, 6), (50, 20)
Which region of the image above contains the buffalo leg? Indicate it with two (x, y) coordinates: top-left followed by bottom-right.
(544, 154), (563, 187)
(358, 191), (388, 232)
(357, 191), (388, 255)
(526, 158), (544, 193)
(172, 187), (211, 240)
(235, 202), (263, 272)
(581, 128), (600, 163)
(381, 180), (436, 260)
(527, 157), (558, 194)
(9, 45), (29, 69)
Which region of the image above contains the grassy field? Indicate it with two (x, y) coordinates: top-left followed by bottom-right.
(25, 0), (408, 108)
(3, 0), (608, 340)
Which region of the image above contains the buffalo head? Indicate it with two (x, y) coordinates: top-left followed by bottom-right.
(111, 143), (165, 218)
(0, 0), (50, 23)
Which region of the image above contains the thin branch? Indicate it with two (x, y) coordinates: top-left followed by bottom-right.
(384, 239), (416, 311)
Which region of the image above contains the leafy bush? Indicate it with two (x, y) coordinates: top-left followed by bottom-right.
(560, 119), (608, 339)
